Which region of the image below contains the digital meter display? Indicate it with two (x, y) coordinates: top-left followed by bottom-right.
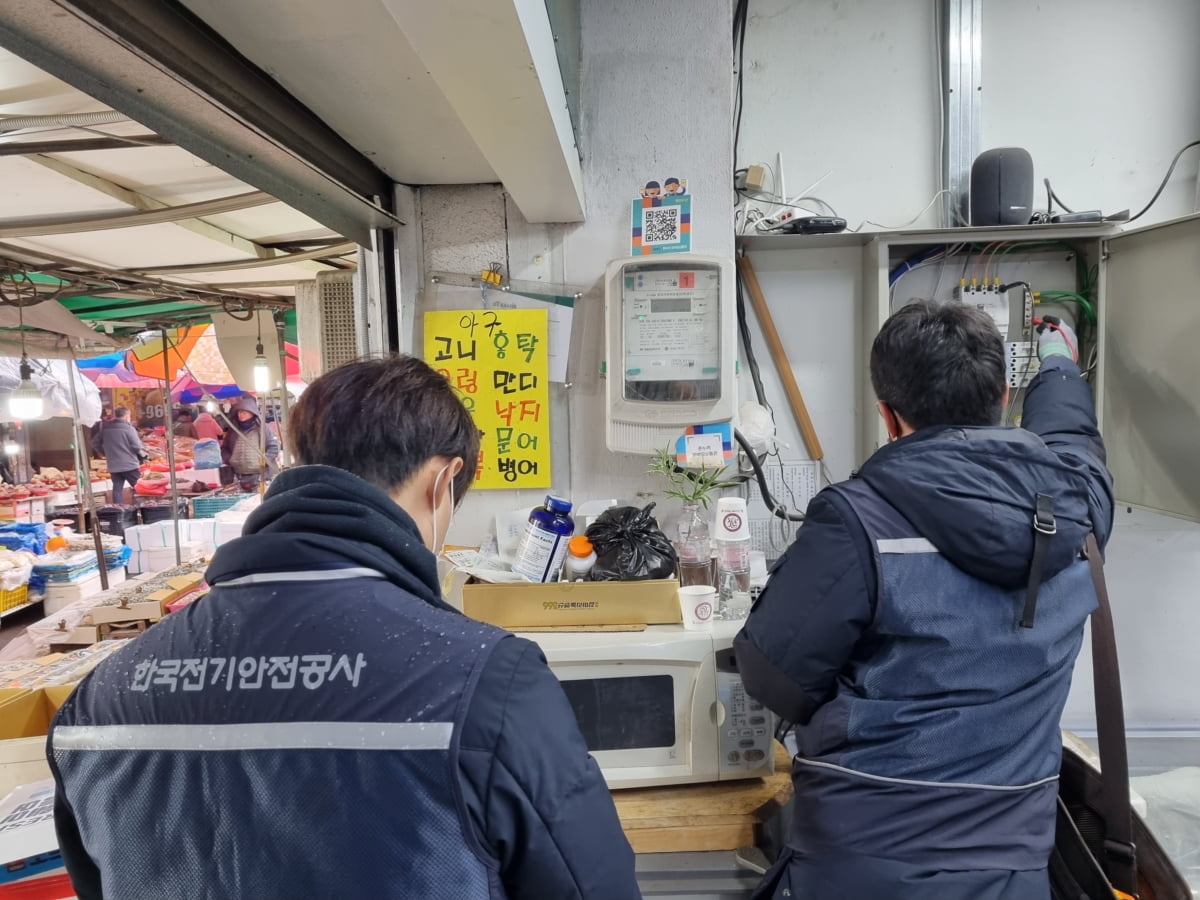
(650, 297), (692, 315)
(622, 263), (720, 403)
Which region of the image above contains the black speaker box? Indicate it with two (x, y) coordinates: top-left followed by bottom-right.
(970, 147), (1034, 226)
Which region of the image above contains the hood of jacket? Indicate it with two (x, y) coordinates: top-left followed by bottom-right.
(205, 464), (452, 610)
(855, 426), (1096, 589)
(229, 395), (261, 420)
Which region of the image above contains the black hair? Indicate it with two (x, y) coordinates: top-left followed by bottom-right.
(114, 406), (130, 420)
(665, 177), (681, 186)
(644, 180), (660, 189)
(289, 355), (480, 500)
(870, 300), (1006, 431)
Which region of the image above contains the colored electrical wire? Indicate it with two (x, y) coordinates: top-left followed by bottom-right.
(1033, 316), (1078, 362)
(1035, 290), (1096, 323)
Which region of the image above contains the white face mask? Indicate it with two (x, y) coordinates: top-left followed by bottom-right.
(430, 463), (456, 556)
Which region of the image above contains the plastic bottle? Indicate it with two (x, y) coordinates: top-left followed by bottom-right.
(512, 495), (575, 583)
(562, 535), (597, 582)
(713, 497), (752, 619)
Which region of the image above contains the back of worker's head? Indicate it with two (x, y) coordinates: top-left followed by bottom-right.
(870, 300), (1006, 432)
(288, 355), (479, 502)
(114, 406), (130, 421)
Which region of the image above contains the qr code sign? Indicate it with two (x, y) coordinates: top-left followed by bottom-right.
(643, 205), (681, 244)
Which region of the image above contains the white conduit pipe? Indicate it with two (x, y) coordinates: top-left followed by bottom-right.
(0, 111), (129, 133)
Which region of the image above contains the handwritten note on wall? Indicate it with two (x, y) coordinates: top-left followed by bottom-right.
(423, 308), (550, 490)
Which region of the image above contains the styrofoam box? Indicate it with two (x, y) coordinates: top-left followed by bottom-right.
(44, 567), (127, 615)
(215, 520), (244, 545)
(142, 542), (204, 574)
(125, 521), (216, 552)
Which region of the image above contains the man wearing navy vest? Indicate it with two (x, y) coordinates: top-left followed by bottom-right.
(48, 356), (640, 899)
(736, 301), (1113, 899)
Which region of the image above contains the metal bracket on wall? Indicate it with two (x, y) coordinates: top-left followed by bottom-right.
(942, 0), (983, 227)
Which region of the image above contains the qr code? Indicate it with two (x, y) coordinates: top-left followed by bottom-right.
(643, 205), (681, 244)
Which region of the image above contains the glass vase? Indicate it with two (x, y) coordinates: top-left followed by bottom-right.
(675, 503), (713, 587)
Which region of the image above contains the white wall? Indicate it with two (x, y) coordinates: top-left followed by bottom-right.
(1062, 508), (1200, 732)
(737, 0), (943, 229)
(738, 0), (1200, 230)
(423, 0), (735, 546)
(985, 0), (1200, 226)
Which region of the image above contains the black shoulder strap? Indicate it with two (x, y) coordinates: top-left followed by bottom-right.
(1021, 493), (1056, 628)
(1083, 532), (1138, 896)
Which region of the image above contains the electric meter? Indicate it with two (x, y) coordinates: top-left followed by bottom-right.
(604, 255), (736, 454)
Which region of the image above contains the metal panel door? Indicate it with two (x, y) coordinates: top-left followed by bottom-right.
(1103, 214), (1200, 521)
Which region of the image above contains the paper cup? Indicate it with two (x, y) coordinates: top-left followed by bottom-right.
(678, 585), (716, 630)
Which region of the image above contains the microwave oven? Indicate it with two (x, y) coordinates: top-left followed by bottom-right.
(522, 620), (774, 790)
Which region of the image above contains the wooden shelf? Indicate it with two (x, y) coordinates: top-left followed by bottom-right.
(612, 742), (793, 853)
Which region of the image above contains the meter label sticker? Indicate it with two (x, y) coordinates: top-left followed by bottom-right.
(631, 176), (691, 255)
(683, 432), (723, 467)
(673, 423), (734, 465)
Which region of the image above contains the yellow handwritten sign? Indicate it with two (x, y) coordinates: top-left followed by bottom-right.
(423, 308), (550, 490)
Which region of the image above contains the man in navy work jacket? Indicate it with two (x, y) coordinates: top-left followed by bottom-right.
(736, 301), (1113, 899)
(48, 356), (640, 900)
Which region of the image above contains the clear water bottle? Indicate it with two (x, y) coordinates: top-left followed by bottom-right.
(714, 497), (752, 619)
(512, 495), (575, 583)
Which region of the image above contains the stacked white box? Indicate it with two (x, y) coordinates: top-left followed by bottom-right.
(44, 567), (126, 615)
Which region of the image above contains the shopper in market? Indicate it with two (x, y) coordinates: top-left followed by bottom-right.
(221, 394), (279, 489)
(92, 406), (146, 506)
(736, 302), (1112, 899)
(192, 406), (224, 441)
(172, 405), (199, 439)
(47, 355), (639, 900)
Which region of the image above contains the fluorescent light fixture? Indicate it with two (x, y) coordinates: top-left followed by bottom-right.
(3, 440), (18, 456)
(206, 400), (216, 413)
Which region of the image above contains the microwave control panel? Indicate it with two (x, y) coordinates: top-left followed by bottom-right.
(714, 648), (773, 774)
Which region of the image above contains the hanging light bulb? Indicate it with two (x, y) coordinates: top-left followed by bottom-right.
(206, 400), (217, 413)
(253, 341), (271, 393)
(8, 299), (42, 420)
(251, 308), (271, 394)
(3, 438), (19, 456)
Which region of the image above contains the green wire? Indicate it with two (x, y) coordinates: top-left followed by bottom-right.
(1036, 290), (1096, 323)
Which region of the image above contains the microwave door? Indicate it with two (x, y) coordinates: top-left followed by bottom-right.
(550, 656), (720, 789)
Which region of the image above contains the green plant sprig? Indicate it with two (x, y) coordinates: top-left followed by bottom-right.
(648, 446), (741, 508)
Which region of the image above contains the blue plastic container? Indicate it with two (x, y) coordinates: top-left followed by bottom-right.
(512, 495), (575, 583)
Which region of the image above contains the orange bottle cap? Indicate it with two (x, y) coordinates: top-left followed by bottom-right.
(568, 535), (593, 557)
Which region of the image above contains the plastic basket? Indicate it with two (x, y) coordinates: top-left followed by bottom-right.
(0, 583), (28, 612)
(191, 494), (245, 518)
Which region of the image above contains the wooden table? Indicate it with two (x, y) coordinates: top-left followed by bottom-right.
(612, 743), (793, 853)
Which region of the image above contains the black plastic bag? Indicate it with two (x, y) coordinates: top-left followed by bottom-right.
(585, 503), (678, 581)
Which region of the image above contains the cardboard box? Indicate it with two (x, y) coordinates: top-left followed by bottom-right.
(0, 685), (76, 798)
(462, 578), (682, 629)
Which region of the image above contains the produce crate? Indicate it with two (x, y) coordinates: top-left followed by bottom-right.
(0, 584), (28, 613)
(191, 494), (245, 518)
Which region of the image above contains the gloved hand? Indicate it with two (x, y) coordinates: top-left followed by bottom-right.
(1036, 315), (1078, 362)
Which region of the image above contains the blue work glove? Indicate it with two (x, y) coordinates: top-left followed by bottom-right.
(1036, 315), (1078, 362)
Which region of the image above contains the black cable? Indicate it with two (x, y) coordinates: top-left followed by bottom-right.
(731, 0), (749, 199)
(734, 428), (805, 522)
(1042, 178), (1075, 215)
(735, 269), (768, 409)
(1127, 139), (1200, 222)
